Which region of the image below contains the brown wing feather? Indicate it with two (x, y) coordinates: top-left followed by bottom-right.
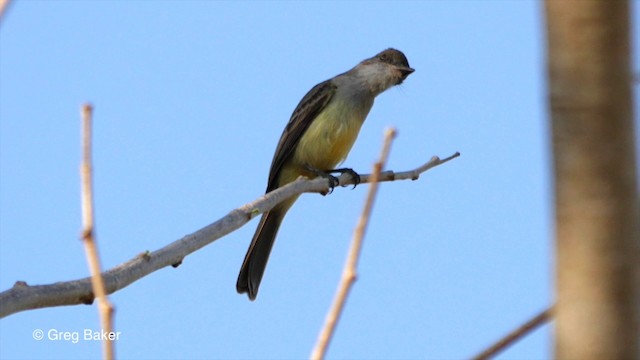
(266, 80), (336, 192)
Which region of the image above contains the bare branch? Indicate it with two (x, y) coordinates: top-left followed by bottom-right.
(0, 151), (459, 318)
(80, 104), (115, 360)
(470, 307), (553, 360)
(345, 152), (460, 185)
(311, 128), (397, 360)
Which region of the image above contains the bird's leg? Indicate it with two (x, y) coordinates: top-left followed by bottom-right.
(327, 168), (361, 189)
(304, 164), (339, 194)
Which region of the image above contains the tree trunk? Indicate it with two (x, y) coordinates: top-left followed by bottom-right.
(545, 0), (639, 358)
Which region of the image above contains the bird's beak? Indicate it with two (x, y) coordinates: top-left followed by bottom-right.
(398, 66), (415, 78)
(395, 66), (414, 84)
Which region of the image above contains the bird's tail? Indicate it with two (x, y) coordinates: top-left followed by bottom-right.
(236, 207), (288, 300)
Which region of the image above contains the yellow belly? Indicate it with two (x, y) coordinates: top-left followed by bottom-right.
(275, 96), (372, 188)
(293, 100), (365, 172)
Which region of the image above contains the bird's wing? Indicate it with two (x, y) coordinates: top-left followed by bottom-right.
(266, 80), (337, 192)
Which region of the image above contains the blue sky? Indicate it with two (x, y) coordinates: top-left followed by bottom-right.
(1, 1), (638, 359)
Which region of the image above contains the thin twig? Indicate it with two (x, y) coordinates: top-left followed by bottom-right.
(470, 307), (554, 360)
(0, 151), (459, 318)
(80, 104), (115, 360)
(342, 152), (460, 185)
(310, 128), (397, 360)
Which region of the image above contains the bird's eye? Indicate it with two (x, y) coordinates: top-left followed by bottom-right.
(379, 54), (388, 61)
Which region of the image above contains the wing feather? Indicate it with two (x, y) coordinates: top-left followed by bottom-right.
(266, 80), (336, 192)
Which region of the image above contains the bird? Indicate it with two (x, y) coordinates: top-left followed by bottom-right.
(237, 48), (414, 300)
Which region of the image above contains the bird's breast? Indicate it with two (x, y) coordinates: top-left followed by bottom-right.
(292, 97), (372, 173)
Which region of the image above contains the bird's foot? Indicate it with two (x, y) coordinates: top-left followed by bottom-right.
(304, 165), (340, 194)
(327, 168), (361, 189)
